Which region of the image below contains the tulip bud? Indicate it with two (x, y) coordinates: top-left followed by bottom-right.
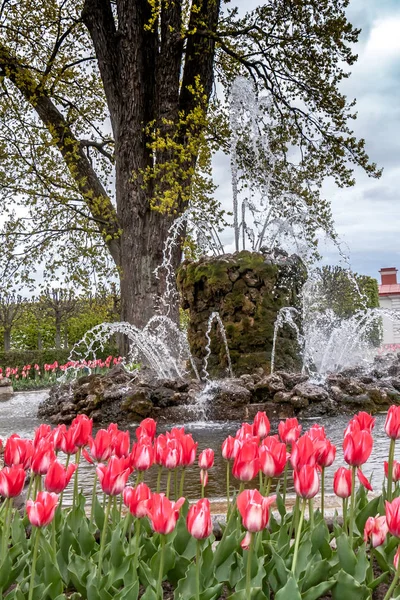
(385, 460), (400, 483)
(364, 516), (388, 548)
(145, 493), (185, 534)
(44, 461), (77, 494)
(253, 412), (270, 439)
(293, 465), (319, 499)
(96, 456), (131, 496)
(385, 406), (400, 440)
(198, 448), (214, 470)
(237, 489), (276, 532)
(333, 467), (352, 498)
(187, 498), (212, 539)
(278, 418), (302, 445)
(123, 483), (152, 518)
(0, 466), (26, 498)
(343, 430), (373, 467)
(26, 491), (58, 527)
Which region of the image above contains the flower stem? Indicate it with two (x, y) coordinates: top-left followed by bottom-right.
(309, 498), (314, 529)
(157, 535), (166, 599)
(90, 472), (98, 524)
(133, 518), (141, 573)
(179, 468), (186, 498)
(157, 466), (162, 493)
(226, 462), (231, 517)
(73, 448), (81, 509)
(166, 471), (172, 499)
(343, 498), (348, 535)
(28, 527), (40, 600)
(245, 532), (255, 598)
(196, 539), (201, 600)
(292, 498), (306, 574)
(282, 461), (289, 506)
(321, 467), (325, 519)
(98, 494), (112, 576)
(349, 466), (357, 547)
(387, 438), (396, 502)
(265, 478), (272, 497)
(383, 556), (400, 600)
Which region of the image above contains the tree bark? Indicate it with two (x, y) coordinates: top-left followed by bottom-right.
(4, 328), (11, 352)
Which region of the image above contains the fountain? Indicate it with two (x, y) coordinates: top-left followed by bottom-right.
(201, 312), (233, 381)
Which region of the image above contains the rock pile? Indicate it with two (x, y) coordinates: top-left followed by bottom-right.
(38, 354), (400, 427)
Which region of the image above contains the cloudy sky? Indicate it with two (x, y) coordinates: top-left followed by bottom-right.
(213, 0), (400, 283)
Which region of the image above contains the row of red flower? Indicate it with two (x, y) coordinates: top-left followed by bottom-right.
(0, 356), (122, 379)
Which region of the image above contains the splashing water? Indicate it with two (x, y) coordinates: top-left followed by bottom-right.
(271, 271), (400, 380)
(67, 319), (195, 380)
(202, 312), (233, 381)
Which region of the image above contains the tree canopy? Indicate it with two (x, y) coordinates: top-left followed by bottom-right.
(0, 0), (380, 325)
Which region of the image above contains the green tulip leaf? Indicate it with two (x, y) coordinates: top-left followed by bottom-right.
(94, 496), (105, 531)
(337, 533), (357, 576)
(228, 587), (268, 599)
(331, 569), (370, 600)
(77, 515), (96, 556)
(301, 580), (335, 600)
(275, 576), (302, 600)
(300, 559), (330, 592)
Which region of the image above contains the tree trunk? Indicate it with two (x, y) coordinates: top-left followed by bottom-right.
(55, 319), (61, 350)
(4, 328), (11, 352)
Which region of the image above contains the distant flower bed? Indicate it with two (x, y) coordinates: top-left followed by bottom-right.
(0, 356), (123, 390)
(378, 344), (400, 354)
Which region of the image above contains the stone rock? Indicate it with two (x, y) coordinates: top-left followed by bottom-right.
(290, 395), (309, 409)
(273, 391), (293, 403)
(276, 371), (308, 390)
(212, 380), (252, 408)
(293, 382), (329, 403)
(0, 377), (12, 387)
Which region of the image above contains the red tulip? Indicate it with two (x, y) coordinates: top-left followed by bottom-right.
(44, 461), (77, 494)
(136, 418), (157, 441)
(343, 430), (373, 466)
(333, 467), (352, 498)
(278, 418), (302, 445)
(236, 423), (255, 441)
(0, 466), (26, 498)
(232, 439), (260, 482)
(315, 439), (336, 468)
(306, 424), (326, 442)
(344, 412), (375, 437)
(31, 441), (56, 475)
(198, 448), (214, 470)
(385, 460), (400, 483)
(123, 482), (152, 518)
(26, 491), (58, 527)
(180, 434), (198, 467)
(96, 456), (131, 496)
(221, 436), (236, 461)
(145, 493), (185, 534)
(131, 439), (154, 471)
(293, 465), (319, 499)
(187, 498), (212, 539)
(290, 436), (317, 470)
(112, 430), (131, 458)
(237, 489), (276, 532)
(154, 434), (167, 465)
(386, 498), (400, 537)
(160, 438), (182, 469)
(53, 425), (67, 453)
(58, 427), (78, 455)
(253, 412), (270, 439)
(70, 415), (93, 448)
(259, 440), (288, 478)
(4, 434), (33, 469)
(364, 516), (388, 548)
(385, 406), (400, 440)
(86, 430), (113, 463)
(34, 424), (53, 448)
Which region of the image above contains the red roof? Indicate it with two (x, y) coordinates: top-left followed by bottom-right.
(379, 284), (400, 296)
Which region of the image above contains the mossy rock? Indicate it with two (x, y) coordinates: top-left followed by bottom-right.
(177, 250), (306, 376)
